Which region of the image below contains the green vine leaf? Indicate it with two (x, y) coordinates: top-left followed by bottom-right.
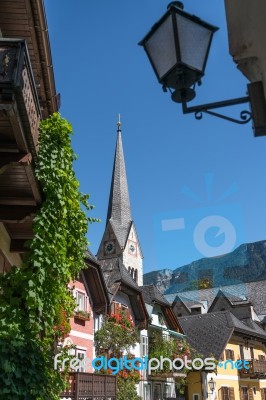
(0, 113), (97, 399)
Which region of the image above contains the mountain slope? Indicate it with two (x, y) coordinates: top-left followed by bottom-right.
(143, 240), (266, 293)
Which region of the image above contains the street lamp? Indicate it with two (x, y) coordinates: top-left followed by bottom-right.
(139, 2), (266, 135)
(139, 1), (218, 103)
(208, 378), (216, 394)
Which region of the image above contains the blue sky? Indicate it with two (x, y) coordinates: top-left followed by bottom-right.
(45, 0), (266, 274)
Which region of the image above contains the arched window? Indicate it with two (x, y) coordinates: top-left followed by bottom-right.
(134, 269), (138, 282)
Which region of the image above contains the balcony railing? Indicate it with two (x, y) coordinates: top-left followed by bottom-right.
(60, 372), (116, 400)
(240, 359), (266, 377)
(0, 38), (41, 159)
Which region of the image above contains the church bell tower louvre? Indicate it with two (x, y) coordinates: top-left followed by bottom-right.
(97, 116), (143, 286)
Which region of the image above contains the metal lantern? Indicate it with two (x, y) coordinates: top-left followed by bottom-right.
(208, 378), (216, 393)
(139, 2), (218, 102)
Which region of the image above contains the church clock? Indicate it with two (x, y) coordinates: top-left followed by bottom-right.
(104, 240), (116, 255)
(128, 240), (137, 256)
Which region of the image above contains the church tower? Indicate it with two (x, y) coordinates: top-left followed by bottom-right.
(97, 118), (143, 286)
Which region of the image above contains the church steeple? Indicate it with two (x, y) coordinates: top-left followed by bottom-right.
(106, 116), (132, 231)
(97, 117), (143, 286)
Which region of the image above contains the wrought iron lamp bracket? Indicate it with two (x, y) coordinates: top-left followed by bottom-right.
(181, 95), (252, 125)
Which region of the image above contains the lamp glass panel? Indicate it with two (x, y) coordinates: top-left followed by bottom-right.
(145, 15), (177, 80)
(176, 13), (213, 72)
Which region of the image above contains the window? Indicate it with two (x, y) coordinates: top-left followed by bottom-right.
(250, 347), (254, 359)
(134, 269), (138, 282)
(141, 335), (148, 357)
(259, 354), (266, 361)
(239, 345), (244, 360)
(220, 387), (235, 400)
(144, 384), (151, 400)
(163, 383), (172, 398)
(261, 388), (266, 400)
(193, 394), (200, 400)
(153, 383), (162, 400)
(158, 312), (165, 325)
(191, 307), (202, 314)
(75, 291), (87, 312)
(225, 349), (235, 361)
(94, 313), (102, 332)
(75, 349), (86, 372)
(241, 387), (248, 400)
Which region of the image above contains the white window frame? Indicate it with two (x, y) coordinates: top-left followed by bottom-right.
(75, 348), (86, 372)
(141, 335), (148, 357)
(75, 290), (87, 312)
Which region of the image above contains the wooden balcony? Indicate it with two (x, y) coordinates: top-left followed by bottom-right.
(0, 38), (42, 254)
(60, 372), (116, 400)
(239, 359), (266, 378)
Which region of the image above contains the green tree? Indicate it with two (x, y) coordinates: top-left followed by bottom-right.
(94, 312), (141, 400)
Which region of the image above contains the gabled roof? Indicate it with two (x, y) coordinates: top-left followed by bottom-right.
(165, 280), (266, 319)
(99, 258), (140, 293)
(172, 294), (205, 311)
(140, 284), (170, 306)
(98, 257), (149, 328)
(178, 310), (266, 360)
(140, 284), (183, 332)
(209, 289), (250, 312)
(106, 128), (132, 248)
(81, 252), (109, 314)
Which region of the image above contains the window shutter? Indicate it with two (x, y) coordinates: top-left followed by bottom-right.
(240, 388), (244, 400)
(229, 387), (235, 400)
(114, 302), (120, 314)
(239, 345), (244, 360)
(231, 350), (235, 361)
(261, 389), (266, 400)
(248, 388), (254, 400)
(220, 352), (224, 361)
(225, 350), (230, 360)
(250, 347), (254, 359)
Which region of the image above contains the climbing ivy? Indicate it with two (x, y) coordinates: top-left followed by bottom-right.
(0, 113), (96, 399)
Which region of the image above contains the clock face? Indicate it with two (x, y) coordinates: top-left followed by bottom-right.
(128, 241), (137, 255)
(104, 240), (115, 255)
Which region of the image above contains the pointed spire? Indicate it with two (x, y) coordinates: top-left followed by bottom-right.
(106, 116), (132, 233)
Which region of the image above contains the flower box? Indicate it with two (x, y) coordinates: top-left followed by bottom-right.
(74, 310), (91, 321)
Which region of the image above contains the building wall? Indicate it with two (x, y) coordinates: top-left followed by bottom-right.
(67, 279), (94, 373)
(224, 0), (266, 100)
(187, 371), (203, 400)
(207, 337), (266, 400)
(122, 224), (143, 286)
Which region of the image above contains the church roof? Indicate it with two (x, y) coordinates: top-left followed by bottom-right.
(106, 126), (132, 247)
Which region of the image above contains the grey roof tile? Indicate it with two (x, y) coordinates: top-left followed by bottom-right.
(179, 310), (266, 360)
(106, 130), (132, 247)
(140, 284), (170, 306)
(99, 257), (140, 294)
(166, 280), (266, 318)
